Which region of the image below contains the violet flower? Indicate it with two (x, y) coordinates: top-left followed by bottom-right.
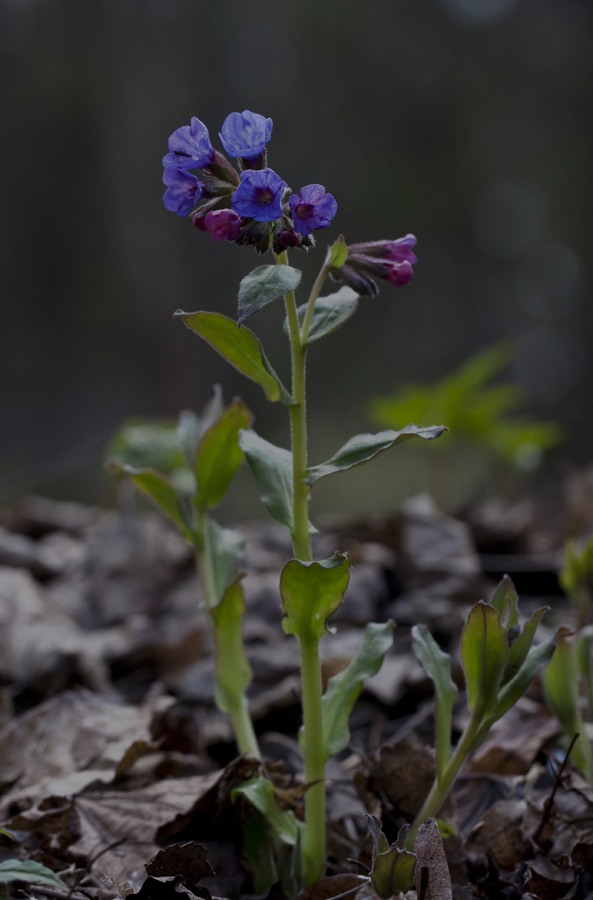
(231, 168), (287, 222)
(162, 167), (203, 217)
(162, 117), (215, 170)
(219, 110), (273, 161)
(332, 235), (417, 295)
(204, 209), (243, 242)
(289, 184), (337, 237)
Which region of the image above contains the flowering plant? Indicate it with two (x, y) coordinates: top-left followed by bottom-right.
(108, 108), (556, 890)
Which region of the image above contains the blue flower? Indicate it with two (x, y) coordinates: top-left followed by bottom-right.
(162, 117), (215, 170)
(231, 168), (287, 222)
(289, 184), (337, 236)
(219, 110), (273, 160)
(162, 167), (203, 217)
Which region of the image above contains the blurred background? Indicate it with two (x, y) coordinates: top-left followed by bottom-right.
(1, 0), (591, 521)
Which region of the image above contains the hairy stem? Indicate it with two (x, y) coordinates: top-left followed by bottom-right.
(300, 261), (332, 345)
(407, 710), (483, 847)
(196, 511), (260, 759)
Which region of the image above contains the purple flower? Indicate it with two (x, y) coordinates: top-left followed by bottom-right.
(204, 209), (243, 242)
(348, 234), (417, 265)
(162, 117), (215, 170)
(219, 110), (273, 160)
(289, 184), (337, 236)
(231, 168), (287, 222)
(332, 235), (417, 295)
(162, 167), (203, 217)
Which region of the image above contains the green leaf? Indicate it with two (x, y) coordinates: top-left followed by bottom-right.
(321, 622), (393, 759)
(240, 429), (294, 530)
(412, 625), (458, 783)
(370, 827), (417, 900)
(210, 578), (252, 714)
(120, 467), (195, 542)
(195, 399), (252, 509)
(106, 418), (184, 474)
(436, 819), (457, 839)
(490, 575), (519, 628)
(325, 234), (348, 269)
(543, 628), (593, 781)
(238, 264), (302, 326)
(0, 828), (14, 841)
(178, 311), (281, 402)
(504, 606), (549, 684)
(460, 601), (509, 717)
(178, 409), (202, 469)
(489, 630), (557, 726)
(280, 553), (350, 642)
(232, 777), (300, 846)
(283, 287), (359, 344)
(0, 860), (67, 890)
(304, 424), (448, 485)
(366, 814), (390, 856)
(205, 519), (243, 606)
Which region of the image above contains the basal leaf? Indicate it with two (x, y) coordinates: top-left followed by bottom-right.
(460, 601), (508, 717)
(503, 605), (549, 684)
(325, 234), (348, 269)
(239, 429), (294, 530)
(321, 621), (393, 759)
(304, 424), (448, 485)
(210, 578), (252, 714)
(106, 418), (184, 474)
(195, 399), (252, 509)
(412, 625), (458, 783)
(232, 777), (301, 847)
(282, 287), (359, 344)
(238, 264), (302, 326)
(178, 311), (281, 402)
(0, 860), (67, 890)
(204, 518), (243, 606)
(280, 553), (350, 642)
(490, 574), (519, 628)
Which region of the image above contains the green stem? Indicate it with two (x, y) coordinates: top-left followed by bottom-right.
(196, 511), (260, 759)
(276, 249), (327, 880)
(407, 711), (483, 847)
(300, 261), (332, 345)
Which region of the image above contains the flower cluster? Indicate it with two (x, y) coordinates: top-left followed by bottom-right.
(331, 235), (418, 295)
(162, 109), (337, 254)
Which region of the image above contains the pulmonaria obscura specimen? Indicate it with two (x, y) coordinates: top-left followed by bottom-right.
(161, 107), (416, 280)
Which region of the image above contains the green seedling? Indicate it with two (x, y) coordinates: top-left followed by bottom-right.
(560, 533), (593, 631)
(408, 575), (556, 843)
(106, 390), (260, 759)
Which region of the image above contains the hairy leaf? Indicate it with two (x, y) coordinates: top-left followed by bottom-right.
(283, 287), (359, 344)
(232, 777), (300, 846)
(0, 860), (67, 889)
(195, 399), (252, 509)
(178, 311), (281, 402)
(304, 425), (448, 485)
(321, 622), (393, 759)
(210, 579), (252, 714)
(238, 264), (302, 326)
(240, 429), (294, 530)
(461, 601), (508, 717)
(281, 553), (350, 642)
(412, 625), (457, 783)
(204, 519), (243, 606)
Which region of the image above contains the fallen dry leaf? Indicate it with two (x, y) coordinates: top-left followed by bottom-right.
(413, 817), (452, 900)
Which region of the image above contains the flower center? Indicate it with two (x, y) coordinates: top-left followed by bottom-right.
(256, 188), (273, 206)
(296, 202), (314, 219)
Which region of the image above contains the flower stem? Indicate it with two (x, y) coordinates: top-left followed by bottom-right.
(300, 261), (332, 345)
(195, 511), (260, 759)
(277, 249), (327, 881)
(406, 711), (483, 848)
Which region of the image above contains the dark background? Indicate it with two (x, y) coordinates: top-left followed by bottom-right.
(1, 0), (591, 520)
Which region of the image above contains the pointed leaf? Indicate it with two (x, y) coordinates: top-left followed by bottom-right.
(490, 574), (519, 628)
(370, 838), (416, 900)
(461, 601), (509, 717)
(321, 622), (393, 759)
(0, 860), (67, 890)
(238, 264), (302, 326)
(283, 287), (359, 344)
(325, 234), (348, 269)
(504, 606), (549, 684)
(205, 518), (243, 606)
(115, 466), (195, 542)
(366, 814), (390, 856)
(489, 630), (557, 724)
(412, 625), (458, 782)
(240, 429), (294, 530)
(195, 399), (252, 509)
(281, 553), (351, 642)
(178, 311), (281, 402)
(232, 777), (300, 846)
(413, 818), (452, 900)
(210, 578), (252, 714)
(304, 425), (448, 485)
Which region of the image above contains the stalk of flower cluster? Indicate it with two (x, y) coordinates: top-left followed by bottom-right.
(195, 509), (260, 759)
(276, 249), (331, 881)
